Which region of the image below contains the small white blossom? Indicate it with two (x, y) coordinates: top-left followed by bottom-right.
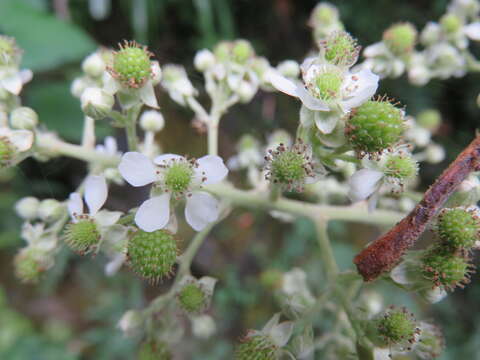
(118, 152), (228, 232)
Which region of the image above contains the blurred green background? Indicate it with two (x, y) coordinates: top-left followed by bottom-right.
(1, 0), (480, 359)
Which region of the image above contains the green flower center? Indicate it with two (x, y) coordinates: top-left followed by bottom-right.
(271, 150), (306, 184)
(112, 42), (152, 87)
(324, 32), (358, 66)
(421, 247), (471, 289)
(383, 23), (417, 55)
(384, 154), (418, 180)
(437, 208), (480, 250)
(65, 218), (100, 253)
(164, 162), (194, 193)
(312, 71), (342, 101)
(377, 308), (417, 345)
(178, 283), (205, 313)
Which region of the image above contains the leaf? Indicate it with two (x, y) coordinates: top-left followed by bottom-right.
(0, 0), (96, 71)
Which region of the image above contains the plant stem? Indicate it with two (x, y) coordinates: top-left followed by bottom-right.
(125, 105), (141, 151)
(82, 116), (95, 149)
(313, 219), (339, 280)
(207, 121), (218, 156)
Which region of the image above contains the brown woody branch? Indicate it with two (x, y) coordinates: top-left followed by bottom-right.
(354, 134), (480, 281)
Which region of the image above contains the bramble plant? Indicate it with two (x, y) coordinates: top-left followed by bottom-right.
(5, 0), (480, 358)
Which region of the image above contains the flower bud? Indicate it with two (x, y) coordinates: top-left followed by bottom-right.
(320, 31), (359, 67)
(191, 314), (216, 339)
(417, 109), (441, 132)
(177, 282), (207, 314)
(420, 22), (442, 46)
(10, 106), (39, 130)
(14, 248), (46, 283)
(0, 35), (21, 66)
(127, 229), (178, 283)
(237, 80), (256, 103)
(232, 39), (254, 64)
(37, 199), (63, 222)
(70, 77), (94, 98)
(65, 216), (101, 254)
(276, 60), (300, 78)
(346, 99), (406, 155)
(194, 49), (215, 71)
(436, 207), (480, 250)
(425, 143), (445, 164)
(139, 110), (165, 132)
(440, 13), (462, 34)
(15, 196), (40, 220)
(150, 61), (162, 86)
(82, 52), (106, 78)
(118, 310), (143, 336)
(383, 23), (417, 55)
(81, 87), (114, 120)
(109, 41), (153, 88)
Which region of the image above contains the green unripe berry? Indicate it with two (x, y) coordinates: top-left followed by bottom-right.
(177, 283), (206, 313)
(127, 229), (177, 283)
(164, 162), (194, 194)
(437, 208), (480, 250)
(138, 341), (172, 360)
(111, 41), (152, 88)
(421, 247), (472, 289)
(383, 23), (417, 55)
(376, 307), (419, 346)
(65, 218), (100, 254)
(235, 333), (277, 360)
(346, 100), (405, 154)
(312, 71), (342, 101)
(323, 31), (359, 67)
(440, 13), (462, 34)
(14, 248), (44, 283)
(384, 154), (418, 181)
(0, 137), (14, 167)
(0, 35), (20, 66)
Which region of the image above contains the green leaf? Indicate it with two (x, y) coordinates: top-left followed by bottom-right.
(0, 0), (96, 71)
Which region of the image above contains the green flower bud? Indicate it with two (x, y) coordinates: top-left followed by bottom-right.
(38, 199), (64, 223)
(232, 40), (254, 64)
(177, 283), (207, 314)
(309, 3), (339, 27)
(0, 35), (21, 66)
(138, 340), (172, 360)
(139, 110), (165, 132)
(81, 87), (114, 120)
(235, 333), (278, 360)
(110, 41), (153, 88)
(276, 60), (300, 78)
(383, 23), (417, 55)
(82, 52), (106, 78)
(346, 99), (405, 155)
(213, 41), (231, 62)
(15, 196), (40, 220)
(264, 140), (317, 192)
(14, 248), (45, 283)
(440, 13), (462, 34)
(383, 153), (418, 183)
(375, 306), (420, 348)
(321, 31), (359, 67)
(127, 229), (177, 283)
(421, 246), (473, 290)
(417, 109), (441, 132)
(64, 216), (101, 254)
(436, 207), (480, 250)
(10, 107), (39, 130)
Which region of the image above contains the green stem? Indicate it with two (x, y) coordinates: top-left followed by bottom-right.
(125, 105), (141, 151)
(207, 121), (218, 156)
(313, 219), (339, 280)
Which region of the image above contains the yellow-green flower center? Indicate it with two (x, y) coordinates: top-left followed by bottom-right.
(178, 283), (206, 313)
(312, 72), (342, 101)
(384, 154), (418, 181)
(65, 218), (100, 254)
(164, 162), (194, 193)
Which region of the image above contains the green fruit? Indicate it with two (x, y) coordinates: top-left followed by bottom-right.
(65, 217), (100, 254)
(436, 208), (480, 250)
(235, 333), (277, 360)
(112, 41), (152, 88)
(177, 283), (206, 313)
(377, 307), (418, 346)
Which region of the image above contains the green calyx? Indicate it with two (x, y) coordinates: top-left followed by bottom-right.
(138, 341), (172, 360)
(421, 246), (472, 289)
(266, 142), (314, 192)
(235, 333), (277, 360)
(111, 41), (152, 88)
(14, 249), (43, 283)
(311, 71), (342, 101)
(164, 162), (194, 194)
(177, 283), (206, 313)
(440, 14), (462, 34)
(127, 229), (177, 283)
(65, 218), (100, 254)
(437, 208), (480, 250)
(0, 35), (20, 66)
(384, 154), (418, 181)
(323, 31), (359, 66)
(346, 100), (405, 155)
(377, 307), (419, 346)
(0, 137), (14, 167)
(383, 23), (417, 55)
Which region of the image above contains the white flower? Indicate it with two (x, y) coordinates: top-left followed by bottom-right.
(269, 58), (378, 113)
(362, 42), (406, 78)
(161, 64), (197, 106)
(118, 152), (228, 232)
(67, 175), (121, 229)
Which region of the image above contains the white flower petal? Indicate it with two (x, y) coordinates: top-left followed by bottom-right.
(295, 85), (330, 111)
(102, 72), (121, 95)
(464, 22), (480, 40)
(95, 210), (122, 227)
(9, 129), (33, 152)
(85, 175), (108, 215)
(105, 253), (127, 276)
(196, 155), (228, 185)
(19, 69), (33, 84)
(363, 42), (387, 57)
(270, 321), (294, 347)
(348, 169), (384, 203)
(341, 69), (379, 110)
(299, 105), (314, 127)
(68, 192), (83, 219)
(104, 136), (117, 154)
(118, 152), (157, 187)
(153, 153), (185, 165)
(139, 82), (159, 108)
(185, 191), (219, 231)
(314, 110), (339, 134)
(135, 194), (171, 232)
(1, 73), (23, 95)
(267, 70), (299, 97)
